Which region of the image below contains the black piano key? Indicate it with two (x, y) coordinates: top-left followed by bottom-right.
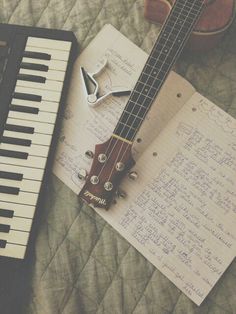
(13, 92), (42, 102)
(0, 240), (6, 248)
(23, 51), (51, 60)
(20, 62), (48, 72)
(0, 209), (14, 218)
(5, 124), (34, 134)
(10, 104), (39, 114)
(0, 171), (23, 181)
(0, 224), (10, 233)
(17, 73), (46, 83)
(1, 136), (31, 147)
(0, 149), (28, 159)
(0, 185), (19, 195)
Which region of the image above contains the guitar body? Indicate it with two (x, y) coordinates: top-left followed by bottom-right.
(144, 0), (235, 52)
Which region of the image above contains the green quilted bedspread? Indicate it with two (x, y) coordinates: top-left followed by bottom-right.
(0, 1), (235, 313)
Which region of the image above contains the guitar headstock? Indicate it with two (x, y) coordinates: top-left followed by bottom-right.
(79, 136), (135, 209)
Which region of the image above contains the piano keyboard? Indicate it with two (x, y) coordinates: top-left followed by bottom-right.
(0, 24), (77, 259)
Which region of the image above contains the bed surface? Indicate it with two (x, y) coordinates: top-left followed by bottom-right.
(0, 1), (236, 313)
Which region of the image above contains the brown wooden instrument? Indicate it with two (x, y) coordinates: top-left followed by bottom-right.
(144, 0), (235, 52)
(79, 0), (219, 209)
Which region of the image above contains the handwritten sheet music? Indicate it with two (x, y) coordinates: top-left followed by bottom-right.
(53, 25), (236, 305)
(100, 93), (236, 305)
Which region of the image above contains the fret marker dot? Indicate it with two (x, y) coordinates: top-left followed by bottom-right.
(153, 152), (158, 157)
(177, 93), (182, 98)
(137, 138), (142, 143)
(192, 107), (197, 112)
(164, 49), (168, 53)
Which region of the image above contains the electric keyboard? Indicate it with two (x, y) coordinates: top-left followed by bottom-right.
(0, 24), (78, 259)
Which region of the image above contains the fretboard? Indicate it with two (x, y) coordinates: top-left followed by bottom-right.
(113, 0), (205, 142)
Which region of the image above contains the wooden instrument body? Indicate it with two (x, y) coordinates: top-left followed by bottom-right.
(144, 0), (235, 52)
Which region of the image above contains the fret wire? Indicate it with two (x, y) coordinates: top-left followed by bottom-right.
(173, 9), (196, 18)
(137, 80), (162, 89)
(168, 19), (193, 28)
(176, 5), (199, 14)
(175, 1), (202, 11)
(123, 101), (152, 114)
(177, 2), (202, 9)
(123, 109), (145, 119)
(118, 121), (137, 130)
(114, 0), (204, 141)
(128, 100), (151, 109)
(168, 12), (195, 24)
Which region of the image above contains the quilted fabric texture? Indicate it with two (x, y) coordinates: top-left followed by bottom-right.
(0, 1), (235, 313)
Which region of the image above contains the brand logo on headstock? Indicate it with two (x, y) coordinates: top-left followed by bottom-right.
(84, 190), (107, 206)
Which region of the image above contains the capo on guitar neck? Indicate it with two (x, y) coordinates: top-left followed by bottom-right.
(80, 57), (131, 107)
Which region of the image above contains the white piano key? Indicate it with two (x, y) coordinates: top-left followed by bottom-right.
(0, 190), (39, 206)
(3, 130), (52, 146)
(16, 79), (63, 92)
(0, 229), (30, 245)
(0, 164), (44, 181)
(24, 45), (70, 61)
(22, 57), (67, 71)
(12, 98), (60, 113)
(0, 178), (41, 193)
(8, 109), (57, 124)
(0, 201), (35, 219)
(0, 155), (47, 169)
(19, 68), (65, 82)
(6, 117), (54, 134)
(0, 243), (26, 259)
(26, 37), (72, 51)
(0, 143), (49, 158)
(0, 216), (32, 232)
(15, 85), (61, 102)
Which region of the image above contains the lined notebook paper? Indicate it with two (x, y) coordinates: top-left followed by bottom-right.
(53, 25), (236, 305)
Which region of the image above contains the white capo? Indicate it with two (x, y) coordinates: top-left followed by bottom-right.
(80, 57), (131, 107)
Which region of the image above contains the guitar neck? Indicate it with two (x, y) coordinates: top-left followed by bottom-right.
(113, 0), (205, 143)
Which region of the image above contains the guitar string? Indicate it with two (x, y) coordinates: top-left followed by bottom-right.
(97, 0), (204, 186)
(104, 0), (204, 184)
(111, 0), (205, 185)
(104, 0), (205, 186)
(112, 0), (204, 139)
(129, 0), (205, 142)
(95, 0), (186, 181)
(105, 0), (203, 183)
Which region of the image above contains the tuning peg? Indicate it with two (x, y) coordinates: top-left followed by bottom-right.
(128, 171), (138, 181)
(116, 188), (127, 198)
(78, 169), (88, 180)
(85, 150), (94, 159)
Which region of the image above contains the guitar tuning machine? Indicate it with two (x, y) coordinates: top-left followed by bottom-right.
(78, 169), (88, 181)
(112, 188), (127, 205)
(128, 171), (138, 181)
(116, 188), (127, 199)
(85, 150), (94, 159)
